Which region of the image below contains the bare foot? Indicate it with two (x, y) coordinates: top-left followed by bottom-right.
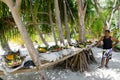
(98, 66), (103, 68)
(105, 65), (109, 68)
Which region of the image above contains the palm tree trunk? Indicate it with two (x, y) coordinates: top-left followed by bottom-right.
(30, 0), (49, 47)
(76, 0), (87, 42)
(12, 10), (46, 80)
(119, 7), (120, 30)
(49, 2), (58, 45)
(11, 12), (38, 61)
(35, 25), (49, 47)
(0, 0), (46, 80)
(0, 34), (11, 52)
(107, 0), (117, 29)
(0, 39), (11, 52)
(63, 0), (71, 44)
(93, 0), (117, 30)
(54, 0), (65, 45)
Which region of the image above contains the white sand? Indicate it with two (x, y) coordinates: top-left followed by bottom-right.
(1, 47), (120, 80)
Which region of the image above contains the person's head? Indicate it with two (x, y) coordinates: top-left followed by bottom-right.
(105, 30), (110, 36)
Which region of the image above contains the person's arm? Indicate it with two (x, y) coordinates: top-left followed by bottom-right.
(111, 37), (119, 48)
(94, 36), (104, 47)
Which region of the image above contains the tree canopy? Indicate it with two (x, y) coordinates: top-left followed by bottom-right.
(0, 0), (119, 47)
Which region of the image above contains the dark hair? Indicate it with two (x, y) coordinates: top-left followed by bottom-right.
(105, 30), (110, 33)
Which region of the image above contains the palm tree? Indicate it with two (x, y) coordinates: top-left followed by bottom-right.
(49, 1), (58, 45)
(0, 0), (46, 80)
(63, 0), (71, 44)
(118, 0), (120, 30)
(54, 0), (65, 45)
(29, 0), (49, 47)
(93, 0), (117, 30)
(76, 0), (87, 42)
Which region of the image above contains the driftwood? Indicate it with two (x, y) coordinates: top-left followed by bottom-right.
(0, 49), (83, 75)
(54, 49), (97, 72)
(0, 48), (96, 75)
